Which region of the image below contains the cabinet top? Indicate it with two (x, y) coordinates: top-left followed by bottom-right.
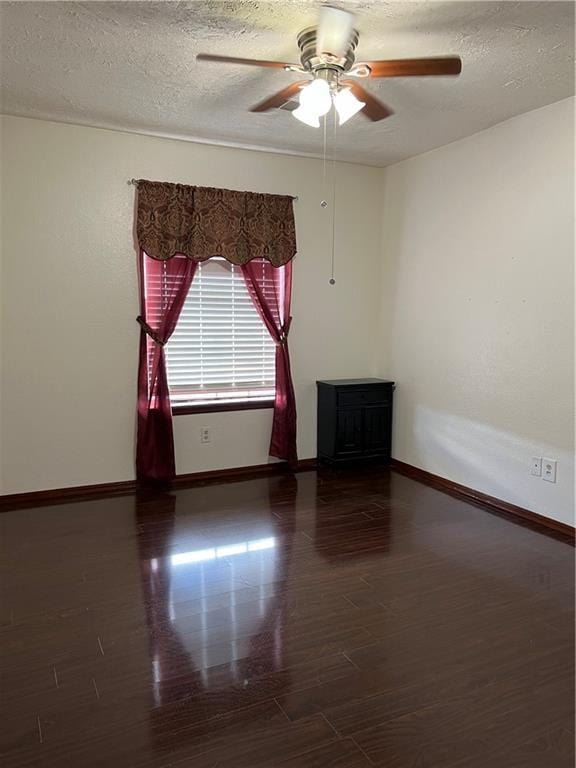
(316, 378), (395, 387)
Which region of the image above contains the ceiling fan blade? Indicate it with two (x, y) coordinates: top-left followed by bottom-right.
(341, 80), (393, 121)
(250, 81), (309, 112)
(196, 54), (294, 69)
(316, 5), (355, 58)
(363, 57), (462, 78)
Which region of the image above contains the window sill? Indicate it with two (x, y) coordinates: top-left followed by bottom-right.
(172, 400), (274, 416)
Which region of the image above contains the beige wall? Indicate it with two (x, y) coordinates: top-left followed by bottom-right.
(0, 115), (383, 494)
(377, 97), (575, 526)
(1, 101), (574, 528)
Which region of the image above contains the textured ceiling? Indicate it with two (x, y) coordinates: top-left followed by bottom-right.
(0, 1), (574, 166)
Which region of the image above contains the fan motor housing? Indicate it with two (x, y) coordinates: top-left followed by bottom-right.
(297, 27), (359, 72)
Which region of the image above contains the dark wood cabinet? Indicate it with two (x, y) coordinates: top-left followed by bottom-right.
(316, 379), (394, 465)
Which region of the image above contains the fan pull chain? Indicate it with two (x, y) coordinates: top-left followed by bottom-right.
(329, 107), (338, 285)
(320, 115), (330, 282)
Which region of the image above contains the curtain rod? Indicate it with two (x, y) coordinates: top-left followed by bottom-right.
(127, 178), (298, 201)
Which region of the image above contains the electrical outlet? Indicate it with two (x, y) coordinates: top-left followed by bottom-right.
(542, 458), (557, 483)
(200, 427), (211, 444)
(530, 457), (542, 476)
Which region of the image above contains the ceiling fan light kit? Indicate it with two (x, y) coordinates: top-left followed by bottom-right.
(293, 75), (365, 127)
(197, 4), (462, 127)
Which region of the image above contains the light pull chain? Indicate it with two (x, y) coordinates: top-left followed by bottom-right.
(322, 113), (328, 197)
(320, 105), (338, 286)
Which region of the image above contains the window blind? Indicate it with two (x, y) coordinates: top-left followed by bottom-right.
(153, 258), (276, 406)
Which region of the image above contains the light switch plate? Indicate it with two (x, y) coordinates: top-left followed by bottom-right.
(531, 457), (542, 476)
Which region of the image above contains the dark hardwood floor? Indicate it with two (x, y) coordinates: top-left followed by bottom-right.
(1, 467), (574, 767)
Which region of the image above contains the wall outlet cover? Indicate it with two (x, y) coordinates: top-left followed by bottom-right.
(531, 457), (542, 476)
(542, 458), (557, 483)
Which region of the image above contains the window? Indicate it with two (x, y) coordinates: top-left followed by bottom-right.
(146, 257), (276, 412)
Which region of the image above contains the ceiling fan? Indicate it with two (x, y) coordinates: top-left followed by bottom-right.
(197, 5), (462, 127)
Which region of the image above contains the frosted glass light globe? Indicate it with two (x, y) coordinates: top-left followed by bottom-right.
(334, 87), (365, 125)
(299, 79), (332, 117)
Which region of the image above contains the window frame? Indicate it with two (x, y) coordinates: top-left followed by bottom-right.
(172, 398), (274, 416)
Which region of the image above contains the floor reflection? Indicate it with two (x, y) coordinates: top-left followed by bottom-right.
(134, 476), (296, 750)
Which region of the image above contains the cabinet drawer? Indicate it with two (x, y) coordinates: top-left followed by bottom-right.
(337, 387), (392, 408)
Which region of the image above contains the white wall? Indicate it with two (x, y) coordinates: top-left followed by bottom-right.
(377, 97), (575, 526)
(0, 115), (383, 494)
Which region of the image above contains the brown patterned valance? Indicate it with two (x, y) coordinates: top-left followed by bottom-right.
(136, 180), (297, 266)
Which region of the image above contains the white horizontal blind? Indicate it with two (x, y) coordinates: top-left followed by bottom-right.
(161, 258), (276, 406)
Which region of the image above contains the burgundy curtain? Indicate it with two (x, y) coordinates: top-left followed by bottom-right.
(241, 259), (297, 463)
(136, 252), (197, 481)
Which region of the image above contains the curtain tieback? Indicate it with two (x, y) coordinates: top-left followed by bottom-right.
(137, 316), (165, 346)
(276, 317), (292, 346)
